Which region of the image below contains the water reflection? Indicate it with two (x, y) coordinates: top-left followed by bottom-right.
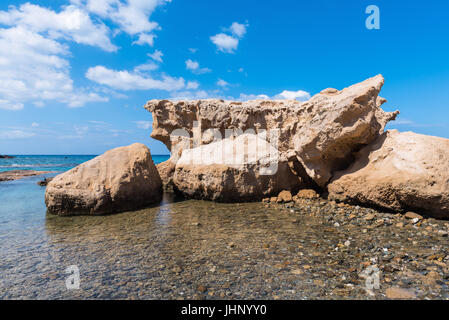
(44, 192), (183, 240)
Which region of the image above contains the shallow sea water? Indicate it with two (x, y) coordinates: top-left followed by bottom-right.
(0, 156), (448, 300)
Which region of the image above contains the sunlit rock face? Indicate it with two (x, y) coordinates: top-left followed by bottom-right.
(145, 75), (398, 190)
(172, 133), (309, 202)
(45, 143), (162, 215)
(328, 130), (449, 218)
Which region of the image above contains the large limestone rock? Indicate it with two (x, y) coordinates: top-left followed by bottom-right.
(173, 133), (310, 202)
(145, 75), (398, 187)
(45, 143), (162, 215)
(328, 130), (449, 218)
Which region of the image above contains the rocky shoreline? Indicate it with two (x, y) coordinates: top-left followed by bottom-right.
(253, 197), (449, 300)
(0, 170), (54, 182)
(2, 76), (448, 300)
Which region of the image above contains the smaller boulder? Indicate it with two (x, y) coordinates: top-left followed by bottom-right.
(404, 211), (423, 220)
(296, 189), (319, 199)
(277, 190), (293, 203)
(37, 177), (53, 186)
(45, 143), (162, 215)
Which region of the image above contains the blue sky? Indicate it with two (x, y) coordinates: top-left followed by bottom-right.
(0, 0), (448, 155)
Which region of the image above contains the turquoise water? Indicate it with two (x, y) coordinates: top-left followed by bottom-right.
(0, 155), (169, 173)
(1, 155), (448, 299)
(0, 154), (169, 231)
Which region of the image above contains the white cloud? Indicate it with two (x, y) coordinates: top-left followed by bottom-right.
(210, 33), (239, 53)
(273, 90), (311, 101)
(229, 22), (247, 38)
(0, 25), (108, 110)
(188, 48), (198, 53)
(135, 121), (152, 129)
(169, 86), (310, 103)
(33, 101), (44, 107)
(237, 89), (311, 102)
(0, 130), (36, 139)
(185, 59), (199, 70)
(67, 91), (109, 107)
(134, 62), (159, 72)
(388, 118), (443, 129)
(58, 124), (89, 139)
(238, 67), (248, 77)
(70, 0), (114, 16)
(391, 118), (414, 125)
(211, 22), (248, 53)
(31, 122), (40, 128)
(186, 81), (200, 90)
(148, 49), (163, 62)
(217, 79), (229, 87)
(238, 93), (270, 101)
(86, 65), (185, 91)
(73, 0), (171, 46)
(170, 90), (209, 100)
(0, 3), (117, 52)
(132, 33), (155, 46)
(53, 121), (133, 140)
(0, 99), (24, 111)
(185, 59), (211, 74)
(0, 1), (177, 110)
(74, 125), (89, 136)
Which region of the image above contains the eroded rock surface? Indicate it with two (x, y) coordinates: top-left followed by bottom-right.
(296, 189), (320, 199)
(145, 75), (398, 188)
(173, 134), (308, 202)
(45, 143), (162, 215)
(328, 130), (449, 218)
(156, 159), (176, 191)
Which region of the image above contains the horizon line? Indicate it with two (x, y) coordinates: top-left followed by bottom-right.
(1, 154), (171, 156)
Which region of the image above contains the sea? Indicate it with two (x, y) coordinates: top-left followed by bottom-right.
(0, 154), (170, 234)
(1, 155), (448, 299)
(0, 154), (174, 299)
(0, 154), (170, 173)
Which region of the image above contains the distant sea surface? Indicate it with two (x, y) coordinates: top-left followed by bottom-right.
(0, 154), (170, 173)
(0, 153), (170, 245)
(0, 154), (169, 239)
